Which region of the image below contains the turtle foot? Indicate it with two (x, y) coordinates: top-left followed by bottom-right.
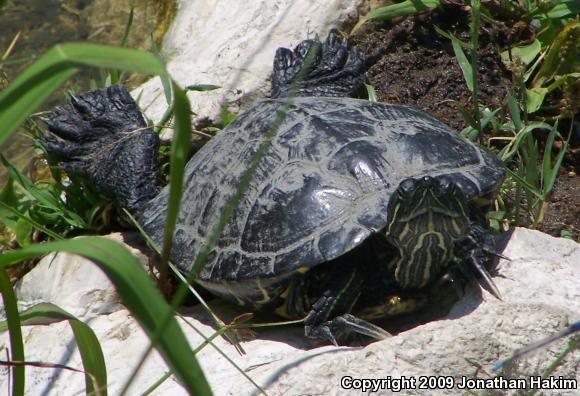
(41, 85), (160, 213)
(271, 29), (368, 99)
(455, 225), (504, 300)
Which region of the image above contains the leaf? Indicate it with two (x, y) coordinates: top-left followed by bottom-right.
(500, 39), (541, 68)
(437, 29), (475, 93)
(560, 230), (576, 240)
(500, 121), (552, 161)
(455, 101), (478, 130)
(352, 0), (442, 33)
(539, 0), (580, 19)
(120, 7), (134, 48)
(543, 123), (572, 197)
(367, 0), (441, 19)
(0, 155), (88, 229)
(159, 84), (192, 284)
(507, 168), (544, 200)
(486, 211), (506, 220)
(14, 217), (33, 247)
(0, 175), (19, 230)
(525, 87), (548, 113)
(365, 83), (378, 102)
(434, 26), (471, 49)
(532, 19), (579, 88)
(0, 269), (25, 396)
(150, 35), (172, 106)
(507, 92), (522, 131)
(221, 106), (238, 127)
(0, 303), (108, 396)
(0, 237), (213, 395)
(185, 84), (221, 92)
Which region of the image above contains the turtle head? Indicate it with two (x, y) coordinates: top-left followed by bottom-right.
(385, 176), (470, 289)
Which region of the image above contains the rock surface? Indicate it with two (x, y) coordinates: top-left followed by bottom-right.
(1, 228), (578, 395)
(134, 0), (366, 137)
(12, 233), (149, 319)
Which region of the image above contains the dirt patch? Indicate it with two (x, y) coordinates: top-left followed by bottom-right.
(351, 6), (579, 239)
(538, 171), (580, 238)
(352, 6), (510, 131)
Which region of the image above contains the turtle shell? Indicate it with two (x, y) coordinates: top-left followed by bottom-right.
(141, 97), (504, 287)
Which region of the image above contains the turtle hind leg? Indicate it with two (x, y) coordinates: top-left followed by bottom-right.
(271, 29), (368, 99)
(41, 85), (161, 213)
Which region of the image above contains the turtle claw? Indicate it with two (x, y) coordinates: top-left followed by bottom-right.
(468, 253), (503, 300)
(455, 225), (504, 300)
(306, 314), (391, 345)
(306, 323), (339, 346)
(331, 313), (392, 340)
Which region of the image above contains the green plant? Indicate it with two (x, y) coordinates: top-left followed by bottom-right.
(0, 24), (323, 394)
(0, 237), (213, 396)
(501, 18), (579, 115)
(500, 95), (572, 228)
(0, 154), (108, 245)
(352, 0), (443, 33)
(0, 42), (213, 395)
(435, 0), (484, 140)
(425, 1), (577, 227)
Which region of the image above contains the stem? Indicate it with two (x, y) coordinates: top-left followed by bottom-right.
(470, 0), (481, 142)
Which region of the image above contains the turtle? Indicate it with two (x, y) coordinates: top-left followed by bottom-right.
(40, 29), (505, 345)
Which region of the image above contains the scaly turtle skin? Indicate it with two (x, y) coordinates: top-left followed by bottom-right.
(41, 30), (505, 345)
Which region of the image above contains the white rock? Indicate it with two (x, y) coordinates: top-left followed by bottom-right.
(12, 233), (149, 319)
(134, 0), (366, 137)
(1, 228), (578, 395)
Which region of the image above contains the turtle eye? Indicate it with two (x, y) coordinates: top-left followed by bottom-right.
(437, 176), (452, 193)
(399, 178), (416, 195)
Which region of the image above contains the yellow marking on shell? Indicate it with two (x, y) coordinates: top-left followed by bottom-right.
(295, 266), (309, 274)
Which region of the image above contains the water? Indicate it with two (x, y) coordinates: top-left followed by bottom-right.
(0, 0), (173, 180)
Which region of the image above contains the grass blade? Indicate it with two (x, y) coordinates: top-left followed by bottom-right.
(0, 43), (168, 147)
(159, 84), (192, 293)
(507, 92), (523, 131)
(0, 155), (88, 229)
(0, 269), (25, 396)
(0, 237), (213, 395)
(185, 84), (221, 92)
(544, 122), (572, 197)
(352, 0), (441, 33)
(451, 38), (474, 92)
(365, 83), (378, 102)
(0, 303), (108, 396)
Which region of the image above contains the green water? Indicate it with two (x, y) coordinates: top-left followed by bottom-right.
(0, 0), (173, 180)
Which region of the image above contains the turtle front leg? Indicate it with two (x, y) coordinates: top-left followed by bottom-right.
(303, 269), (390, 345)
(454, 225), (505, 300)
